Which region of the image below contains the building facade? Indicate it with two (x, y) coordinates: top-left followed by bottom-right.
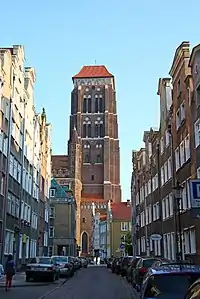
(108, 201), (131, 257)
(131, 41), (200, 264)
(52, 65), (122, 255)
(49, 178), (76, 256)
(0, 45), (52, 266)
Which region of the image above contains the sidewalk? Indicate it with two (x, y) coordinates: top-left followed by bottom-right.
(0, 272), (53, 288)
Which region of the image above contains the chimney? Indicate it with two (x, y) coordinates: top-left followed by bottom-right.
(127, 199), (131, 207)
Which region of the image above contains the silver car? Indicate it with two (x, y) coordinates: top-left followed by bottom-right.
(51, 256), (73, 277)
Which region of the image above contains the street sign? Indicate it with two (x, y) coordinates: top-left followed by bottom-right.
(120, 243), (125, 249)
(189, 179), (200, 208)
(150, 234), (162, 241)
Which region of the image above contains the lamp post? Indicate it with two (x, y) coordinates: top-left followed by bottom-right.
(173, 181), (184, 262)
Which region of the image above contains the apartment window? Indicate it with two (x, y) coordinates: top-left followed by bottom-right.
(165, 130), (170, 147)
(154, 239), (161, 256)
(175, 147), (180, 171)
(26, 236), (30, 258)
(194, 118), (200, 148)
(13, 160), (18, 180)
(0, 175), (4, 195)
(169, 193), (173, 216)
(177, 79), (181, 95)
(184, 227), (196, 254)
(3, 137), (8, 156)
(19, 234), (23, 259)
(9, 154), (14, 176)
(176, 109), (181, 130)
(44, 231), (48, 247)
(197, 167), (200, 179)
(15, 198), (20, 218)
(11, 195), (15, 216)
(50, 207), (55, 218)
(17, 164), (21, 183)
(4, 230), (14, 254)
(161, 166), (164, 186)
(185, 135), (190, 161)
(50, 188), (56, 197)
(164, 162), (168, 183)
(180, 141), (185, 166)
(7, 193), (11, 214)
(140, 212), (145, 227)
(121, 222), (128, 231)
(49, 226), (55, 238)
(167, 157), (172, 178)
(180, 102), (185, 121)
(160, 137), (164, 154)
(148, 205), (152, 223)
(20, 201), (24, 219)
(162, 198), (166, 220)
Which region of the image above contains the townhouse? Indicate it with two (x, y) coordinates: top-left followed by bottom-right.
(131, 41), (200, 264)
(0, 45), (52, 266)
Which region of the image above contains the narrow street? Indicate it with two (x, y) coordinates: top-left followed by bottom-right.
(0, 266), (136, 299)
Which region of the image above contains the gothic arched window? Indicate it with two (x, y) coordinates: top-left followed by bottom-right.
(83, 99), (87, 113)
(88, 124), (91, 137)
(82, 232), (88, 253)
(83, 124), (86, 138)
(88, 99), (91, 113)
(99, 98), (103, 112)
(96, 155), (101, 163)
(100, 124), (104, 137)
(84, 154), (90, 163)
(95, 98), (99, 113)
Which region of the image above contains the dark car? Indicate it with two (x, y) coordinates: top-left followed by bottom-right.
(111, 257), (123, 274)
(139, 264), (200, 299)
(51, 256), (73, 277)
(131, 257), (161, 287)
(185, 277), (200, 299)
(80, 257), (88, 268)
(26, 257), (60, 282)
(106, 258), (113, 269)
(126, 256), (141, 283)
(120, 256), (134, 277)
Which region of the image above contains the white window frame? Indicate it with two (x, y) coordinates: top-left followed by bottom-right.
(121, 222), (128, 231)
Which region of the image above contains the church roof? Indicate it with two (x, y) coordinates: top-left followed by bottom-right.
(72, 65), (113, 79)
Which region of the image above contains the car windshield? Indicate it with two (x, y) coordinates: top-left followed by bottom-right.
(144, 273), (200, 298)
(53, 256), (68, 263)
(143, 259), (159, 268)
(38, 257), (52, 264)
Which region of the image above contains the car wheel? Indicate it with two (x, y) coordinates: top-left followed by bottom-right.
(26, 275), (30, 282)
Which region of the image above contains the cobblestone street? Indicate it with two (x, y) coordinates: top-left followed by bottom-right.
(0, 267), (136, 299)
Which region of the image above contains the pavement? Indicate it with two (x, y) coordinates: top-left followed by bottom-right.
(0, 266), (138, 299)
(0, 272), (65, 288)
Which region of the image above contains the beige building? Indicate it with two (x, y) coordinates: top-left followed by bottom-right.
(0, 45), (52, 266)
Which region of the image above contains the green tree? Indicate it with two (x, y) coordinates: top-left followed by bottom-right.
(125, 231), (133, 255)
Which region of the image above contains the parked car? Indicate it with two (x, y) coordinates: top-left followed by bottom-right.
(80, 257), (88, 268)
(131, 257), (161, 287)
(150, 258), (172, 267)
(51, 256), (73, 278)
(120, 256), (134, 277)
(73, 257), (81, 270)
(185, 277), (200, 299)
(26, 257), (60, 282)
(138, 264), (200, 299)
(0, 264), (4, 277)
(111, 257), (122, 274)
(106, 258), (113, 269)
(126, 256), (141, 283)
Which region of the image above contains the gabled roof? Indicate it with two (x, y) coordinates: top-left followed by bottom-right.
(111, 202), (131, 221)
(51, 178), (68, 198)
(72, 65), (113, 80)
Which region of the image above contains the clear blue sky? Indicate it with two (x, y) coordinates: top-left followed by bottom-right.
(2, 1), (200, 200)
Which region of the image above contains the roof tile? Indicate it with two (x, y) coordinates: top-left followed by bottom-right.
(73, 65), (113, 79)
(111, 202), (131, 221)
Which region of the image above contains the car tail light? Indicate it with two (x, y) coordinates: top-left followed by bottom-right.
(139, 267), (147, 274)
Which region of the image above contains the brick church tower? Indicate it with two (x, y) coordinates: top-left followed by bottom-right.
(68, 65), (122, 255)
(52, 65), (121, 256)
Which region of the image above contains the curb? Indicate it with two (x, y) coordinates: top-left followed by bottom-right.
(0, 282), (55, 288)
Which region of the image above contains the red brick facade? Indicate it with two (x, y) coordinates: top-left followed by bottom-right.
(52, 66), (121, 255)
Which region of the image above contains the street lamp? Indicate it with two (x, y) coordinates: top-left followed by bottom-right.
(173, 181), (184, 262)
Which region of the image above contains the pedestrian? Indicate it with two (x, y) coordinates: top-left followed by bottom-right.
(5, 254), (15, 291)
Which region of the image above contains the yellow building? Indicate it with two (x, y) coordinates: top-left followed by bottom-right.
(108, 200), (132, 257)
